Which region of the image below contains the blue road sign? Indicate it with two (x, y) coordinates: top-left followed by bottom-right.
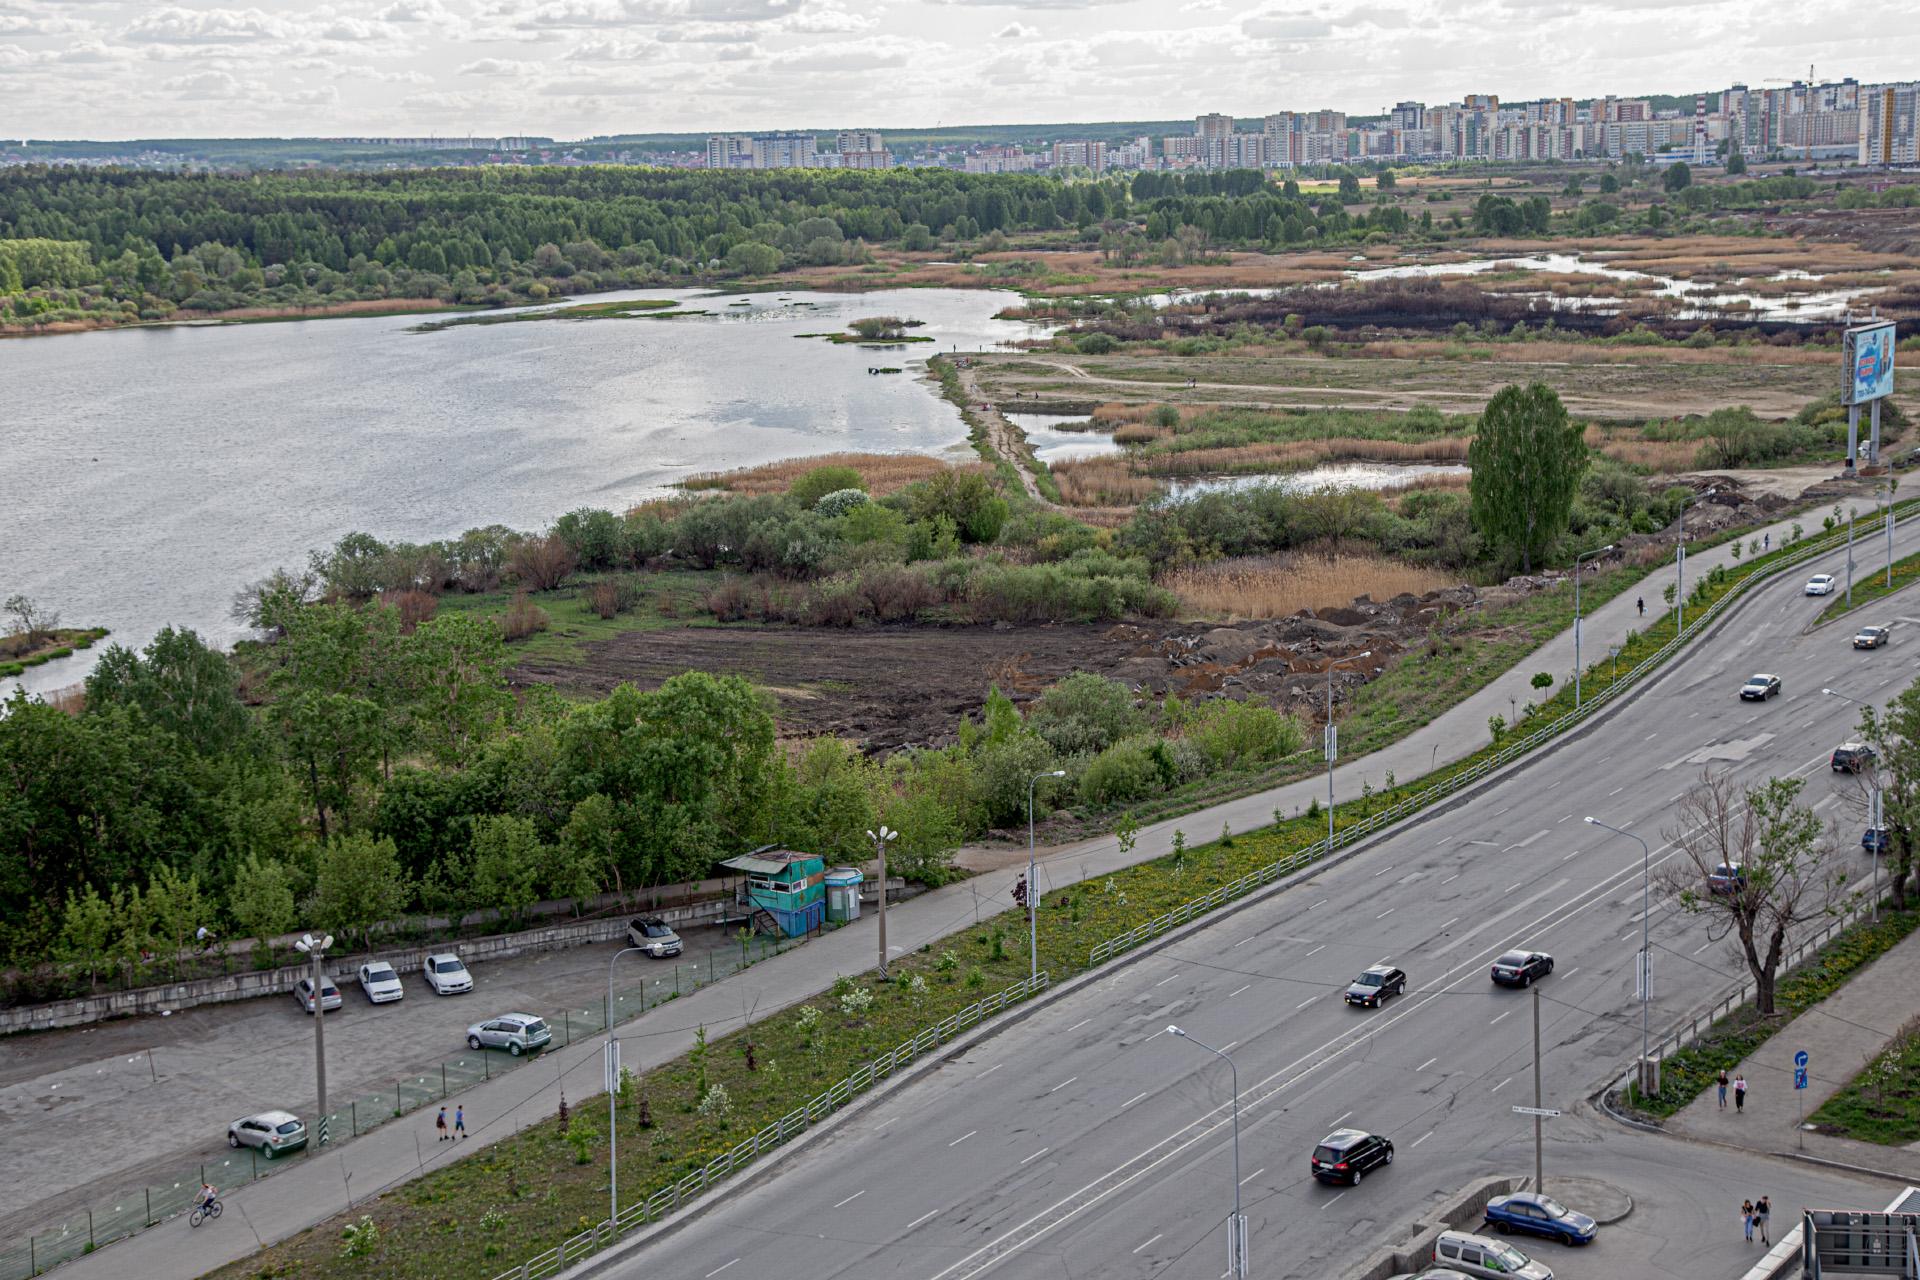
(1794, 1050), (1809, 1069)
(1795, 1068), (1809, 1091)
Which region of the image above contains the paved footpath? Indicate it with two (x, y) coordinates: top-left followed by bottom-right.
(48, 499), (1907, 1280)
(1668, 916), (1920, 1182)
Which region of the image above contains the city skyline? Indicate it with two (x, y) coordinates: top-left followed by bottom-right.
(0, 0), (1916, 140)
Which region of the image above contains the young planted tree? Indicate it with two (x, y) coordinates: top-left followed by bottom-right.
(1468, 383), (1588, 573)
(1852, 676), (1920, 909)
(1658, 771), (1845, 1015)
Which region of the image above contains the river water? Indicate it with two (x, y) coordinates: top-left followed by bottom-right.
(1, 287), (1044, 695)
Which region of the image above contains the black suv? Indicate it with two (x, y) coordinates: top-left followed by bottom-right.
(1832, 743), (1877, 774)
(1310, 1128), (1393, 1185)
(1490, 950), (1554, 987)
(1345, 964), (1407, 1008)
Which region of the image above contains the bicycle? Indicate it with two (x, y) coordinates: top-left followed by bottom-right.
(189, 1199), (222, 1228)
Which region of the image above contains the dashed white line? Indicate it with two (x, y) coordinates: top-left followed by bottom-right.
(1494, 805), (1512, 816)
(1490, 1010), (1512, 1026)
(1305, 944), (1326, 957)
(1377, 907), (1396, 919)
(1049, 1077), (1077, 1094)
(1562, 967), (1580, 978)
(1144, 1028), (1168, 1042)
(1296, 995), (1318, 1010)
(1412, 1130), (1435, 1148)
(1491, 1076), (1513, 1093)
(1233, 936), (1255, 948)
(1154, 974), (1179, 988)
(1557, 814), (1572, 823)
(907, 1209), (940, 1231)
(1321, 1192), (1348, 1210)
(1132, 1234), (1162, 1254)
(1437, 835), (1455, 845)
(1644, 732), (1659, 741)
(1220, 1041), (1239, 1054)
(1239, 1167), (1266, 1186)
(1372, 865), (1395, 877)
(950, 1130), (977, 1147)
(1228, 984), (1252, 998)
(1067, 1018), (1091, 1032)
(1506, 882), (1522, 893)
(1608, 786), (1625, 797)
(1310, 898), (1330, 910)
(706, 1262), (740, 1278)
(1021, 1147), (1050, 1165)
(834, 1190), (866, 1208)
(1441, 874), (1460, 885)
(978, 1064), (1003, 1079)
(1123, 1092), (1149, 1108)
(1416, 1057), (1438, 1072)
(1330, 1110), (1353, 1127)
(1694, 940), (1715, 955)
(1440, 917), (1460, 930)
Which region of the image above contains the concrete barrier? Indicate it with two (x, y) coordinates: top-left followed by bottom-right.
(1344, 1176), (1518, 1280)
(0, 898), (737, 1034)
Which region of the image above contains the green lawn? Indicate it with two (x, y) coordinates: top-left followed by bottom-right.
(434, 571), (729, 669)
(1812, 1013), (1920, 1144)
(1814, 545), (1920, 626)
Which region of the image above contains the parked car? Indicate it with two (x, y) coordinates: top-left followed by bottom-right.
(1865, 827), (1891, 853)
(423, 953), (473, 995)
(1433, 1230), (1553, 1280)
(1490, 951), (1554, 988)
(1708, 862), (1746, 894)
(1833, 742), (1878, 774)
(466, 1012), (552, 1056)
(1484, 1191), (1597, 1246)
(357, 961), (404, 1004)
(1345, 964), (1407, 1008)
(1309, 1128), (1393, 1185)
(1740, 673), (1782, 701)
(1410, 1273), (1475, 1280)
(627, 918), (684, 958)
(293, 975), (341, 1014)
(1855, 625), (1892, 650)
(227, 1110), (307, 1159)
(1806, 573), (1837, 596)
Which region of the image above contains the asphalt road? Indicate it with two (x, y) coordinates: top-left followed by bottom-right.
(602, 542), (1919, 1280)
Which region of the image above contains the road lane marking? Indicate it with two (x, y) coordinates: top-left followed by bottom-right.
(978, 1064), (1003, 1079)
(1491, 1076), (1513, 1093)
(1490, 1011), (1511, 1025)
(1412, 1130), (1434, 1147)
(706, 1262), (740, 1278)
(1562, 848), (1580, 860)
(1021, 1148), (1050, 1165)
(1305, 944), (1325, 957)
(1558, 814), (1571, 823)
(1239, 1167), (1266, 1186)
(1505, 829), (1551, 851)
(1233, 936), (1254, 948)
(908, 1210), (940, 1230)
(1506, 883), (1522, 893)
(1416, 1057), (1437, 1071)
(1694, 940), (1715, 954)
(950, 1130), (977, 1147)
(1562, 967), (1579, 978)
(1548, 780), (1563, 790)
(1049, 1077), (1077, 1093)
(1296, 996), (1318, 1009)
(1123, 1092), (1148, 1108)
(1440, 917), (1459, 930)
(1310, 899), (1329, 909)
(1372, 865), (1395, 877)
(1132, 1235), (1162, 1254)
(1608, 786), (1625, 796)
(1437, 835), (1454, 845)
(1321, 1192), (1347, 1210)
(1645, 732), (1659, 740)
(1154, 974), (1179, 988)
(834, 1190), (866, 1208)
(1067, 1019), (1091, 1032)
(1144, 1028), (1168, 1042)
(1228, 984), (1251, 998)
(1377, 907), (1395, 919)
(1441, 874), (1460, 885)
(1494, 805), (1512, 816)
(1220, 1041), (1238, 1053)
(1433, 880), (1572, 957)
(1330, 1110), (1353, 1126)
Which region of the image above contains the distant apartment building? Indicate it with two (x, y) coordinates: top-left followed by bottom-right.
(1862, 82), (1920, 165)
(1111, 136), (1153, 169)
(963, 145), (1034, 174)
(707, 134), (753, 169)
(836, 130), (884, 154)
(1050, 140), (1109, 172)
(705, 131), (892, 170)
(1161, 134), (1204, 165)
(1388, 101), (1425, 131)
(1195, 112), (1235, 142)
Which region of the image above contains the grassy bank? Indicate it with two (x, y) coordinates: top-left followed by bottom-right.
(433, 572), (727, 667)
(0, 627), (108, 677)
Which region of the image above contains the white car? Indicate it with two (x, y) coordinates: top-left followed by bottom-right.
(422, 953), (473, 995)
(357, 961), (405, 1004)
(1806, 573), (1837, 596)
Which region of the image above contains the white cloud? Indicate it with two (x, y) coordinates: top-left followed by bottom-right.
(286, 84), (341, 104)
(125, 6), (287, 42)
(459, 56), (545, 74)
(163, 68), (246, 93)
(995, 19), (1036, 35)
(376, 0), (451, 19)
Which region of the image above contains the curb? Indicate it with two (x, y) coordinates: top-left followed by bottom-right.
(1770, 1149), (1920, 1185)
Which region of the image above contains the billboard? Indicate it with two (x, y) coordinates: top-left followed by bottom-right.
(1842, 321), (1897, 405)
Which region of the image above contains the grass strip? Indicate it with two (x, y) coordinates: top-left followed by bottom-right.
(1814, 545), (1920, 627)
(1811, 1010), (1920, 1144)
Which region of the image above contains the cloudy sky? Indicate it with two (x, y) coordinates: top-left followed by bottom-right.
(0, 0), (1912, 141)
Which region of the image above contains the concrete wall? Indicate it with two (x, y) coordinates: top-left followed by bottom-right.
(1345, 1176), (1519, 1280)
(0, 898), (736, 1035)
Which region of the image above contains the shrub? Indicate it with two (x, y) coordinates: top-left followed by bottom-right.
(1079, 738), (1163, 806)
(501, 594), (550, 641)
(1186, 699), (1305, 768)
(792, 465), (867, 509)
(813, 488), (871, 519)
(587, 577), (638, 620)
(508, 534), (576, 592)
(380, 589), (438, 633)
(1075, 332), (1119, 354)
(1029, 673), (1142, 756)
(552, 508), (623, 570)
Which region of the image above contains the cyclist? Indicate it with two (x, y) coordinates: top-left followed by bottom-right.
(197, 1182), (218, 1216)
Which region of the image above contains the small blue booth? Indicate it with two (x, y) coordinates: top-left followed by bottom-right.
(720, 847), (827, 937)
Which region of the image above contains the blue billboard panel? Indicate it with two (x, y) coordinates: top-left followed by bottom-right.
(1843, 322), (1896, 404)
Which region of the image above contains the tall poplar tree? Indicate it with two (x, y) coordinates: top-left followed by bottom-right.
(1468, 382), (1587, 573)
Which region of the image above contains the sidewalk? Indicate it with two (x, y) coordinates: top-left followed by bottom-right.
(1667, 921), (1920, 1182)
(44, 499), (1901, 1280)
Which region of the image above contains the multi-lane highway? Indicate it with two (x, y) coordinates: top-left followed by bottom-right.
(606, 534), (1918, 1279)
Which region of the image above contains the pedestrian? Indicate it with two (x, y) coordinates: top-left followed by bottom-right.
(1718, 1069), (1730, 1109)
(436, 1106), (449, 1141)
(1637, 596), (1645, 616)
(1764, 532), (1770, 552)
(1742, 1199), (1755, 1243)
(455, 1105), (467, 1139)
(1734, 1073), (1748, 1112)
(1756, 1196), (1771, 1245)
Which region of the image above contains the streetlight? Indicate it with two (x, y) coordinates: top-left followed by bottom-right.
(605, 945), (648, 1230)
(1846, 501), (1857, 609)
(1168, 1026), (1246, 1278)
(1027, 771), (1065, 984)
(1573, 544), (1615, 709)
(1584, 817), (1654, 1098)
(1323, 650), (1372, 850)
(1824, 688), (1884, 921)
(1675, 488), (1716, 636)
(1884, 477), (1899, 590)
(865, 825), (897, 977)
(293, 932), (333, 1145)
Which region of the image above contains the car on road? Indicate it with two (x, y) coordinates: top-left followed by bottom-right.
(1345, 964), (1407, 1008)
(1433, 1230), (1553, 1280)
(423, 953), (473, 995)
(293, 975), (341, 1013)
(1833, 742), (1878, 774)
(627, 918), (684, 958)
(1866, 827), (1891, 853)
(1855, 625), (1892, 649)
(357, 961), (404, 1004)
(1740, 673), (1782, 701)
(466, 1012), (552, 1056)
(1484, 1191), (1597, 1246)
(227, 1110), (307, 1159)
(1708, 862), (1746, 894)
(1806, 573), (1837, 596)
(1309, 1128), (1393, 1185)
(1490, 951), (1553, 987)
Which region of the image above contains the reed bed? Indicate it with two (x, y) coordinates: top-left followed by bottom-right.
(681, 452), (969, 497)
(1112, 423), (1171, 445)
(1142, 437), (1471, 475)
(1590, 436), (1701, 472)
(1051, 456), (1163, 506)
(1164, 554), (1458, 620)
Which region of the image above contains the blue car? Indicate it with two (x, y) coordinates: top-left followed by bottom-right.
(1865, 828), (1890, 854)
(1484, 1191), (1597, 1246)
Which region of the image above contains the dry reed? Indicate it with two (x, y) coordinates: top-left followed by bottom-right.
(1143, 437), (1471, 475)
(1051, 456), (1162, 506)
(681, 452), (969, 498)
(1164, 554), (1458, 620)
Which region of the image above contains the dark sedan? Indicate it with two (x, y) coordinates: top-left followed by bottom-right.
(1740, 673), (1781, 701)
(1484, 1191), (1597, 1245)
(1490, 950), (1553, 987)
(1855, 626), (1892, 650)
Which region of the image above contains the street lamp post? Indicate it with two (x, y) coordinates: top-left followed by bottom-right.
(865, 826), (897, 977)
(1573, 544), (1615, 709)
(1824, 688), (1883, 920)
(1675, 489), (1716, 636)
(1584, 817), (1654, 1098)
(605, 944), (647, 1230)
(1885, 478), (1899, 589)
(1847, 502), (1857, 609)
(1027, 771), (1065, 984)
(1323, 650), (1372, 850)
(293, 932), (333, 1145)
(1168, 1026), (1246, 1278)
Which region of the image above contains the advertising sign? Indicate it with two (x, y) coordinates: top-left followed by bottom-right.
(1842, 322), (1897, 405)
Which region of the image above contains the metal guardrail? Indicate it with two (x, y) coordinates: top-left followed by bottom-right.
(1088, 503), (1920, 969)
(492, 972), (1051, 1280)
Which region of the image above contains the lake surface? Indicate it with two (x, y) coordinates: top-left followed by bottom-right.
(1163, 462), (1469, 501)
(1, 287), (1045, 695)
(1002, 412), (1121, 464)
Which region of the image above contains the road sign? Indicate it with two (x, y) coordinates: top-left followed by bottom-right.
(1794, 1049), (1809, 1069)
(1795, 1068), (1809, 1091)
(1511, 1105), (1562, 1118)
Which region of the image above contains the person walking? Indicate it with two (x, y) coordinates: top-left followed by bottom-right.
(436, 1106), (450, 1141)
(1742, 1199), (1756, 1244)
(1637, 596), (1646, 616)
(1763, 532), (1770, 552)
(454, 1105), (467, 1139)
(1717, 1069), (1730, 1109)
(1734, 1073), (1748, 1112)
(1756, 1196), (1772, 1245)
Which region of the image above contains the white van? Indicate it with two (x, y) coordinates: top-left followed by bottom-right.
(1432, 1230), (1553, 1280)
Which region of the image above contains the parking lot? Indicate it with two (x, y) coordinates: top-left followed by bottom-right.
(0, 917), (745, 1237)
